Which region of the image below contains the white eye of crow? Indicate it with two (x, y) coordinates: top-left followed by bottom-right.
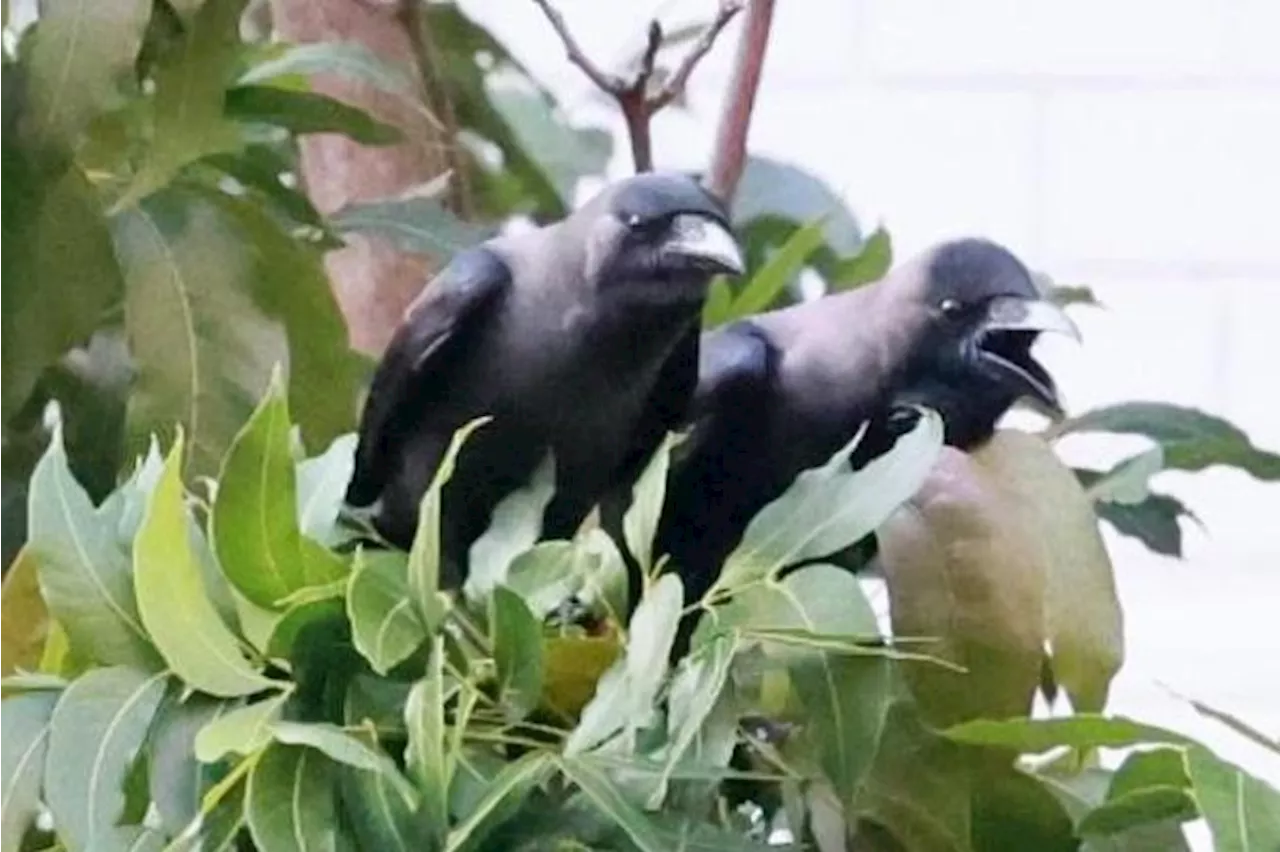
(940, 298), (962, 316)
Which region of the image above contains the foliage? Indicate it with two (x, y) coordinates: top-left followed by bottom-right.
(5, 2), (1280, 852)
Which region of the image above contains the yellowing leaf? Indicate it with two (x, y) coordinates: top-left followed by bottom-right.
(879, 448), (1046, 727)
(972, 430), (1124, 712)
(135, 432), (276, 697)
(1, 549), (50, 676)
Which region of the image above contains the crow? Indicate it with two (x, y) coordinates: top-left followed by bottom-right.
(345, 172), (743, 587)
(657, 237), (1080, 612)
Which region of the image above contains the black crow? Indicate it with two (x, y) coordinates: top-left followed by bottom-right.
(345, 172), (743, 587)
(657, 237), (1080, 609)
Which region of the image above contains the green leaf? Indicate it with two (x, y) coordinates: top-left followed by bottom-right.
(264, 594), (345, 660)
(1087, 487), (1195, 558)
(504, 531), (628, 623)
(732, 156), (864, 257)
(116, 184), (360, 480)
(853, 701), (973, 852)
(445, 753), (555, 852)
(1055, 402), (1280, 480)
(296, 434), (357, 546)
(1084, 448), (1165, 505)
(331, 197), (494, 258)
(148, 693), (229, 836)
(98, 436), (165, 548)
(269, 721), (417, 807)
(22, 0), (151, 147)
(486, 81), (612, 206)
(2, 547), (51, 677)
(1037, 766), (1194, 852)
(213, 371), (341, 607)
(878, 446), (1049, 726)
(566, 574), (683, 755)
(27, 423), (158, 668)
(491, 586), (544, 721)
(1109, 748), (1192, 798)
(246, 743), (339, 852)
(203, 146), (331, 236)
(943, 715), (1188, 752)
(556, 757), (669, 852)
(700, 276), (735, 328)
(653, 634), (737, 807)
(729, 218), (827, 318)
(338, 754), (417, 852)
(118, 0), (248, 207)
(466, 453), (555, 604)
(225, 85), (401, 145)
(720, 407), (943, 590)
(408, 418), (490, 631)
(622, 434), (682, 573)
(971, 764), (1078, 852)
(1184, 746), (1280, 852)
(238, 40), (422, 102)
(1, 690), (59, 852)
(972, 430), (1124, 712)
(2, 162), (126, 422)
(1078, 786), (1197, 837)
(347, 549), (424, 675)
(44, 667), (168, 851)
(194, 691), (289, 763)
(830, 226), (893, 291)
(405, 636), (450, 848)
(136, 432), (276, 696)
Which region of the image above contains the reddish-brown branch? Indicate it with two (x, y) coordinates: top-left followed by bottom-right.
(706, 0), (775, 203)
(532, 0), (744, 173)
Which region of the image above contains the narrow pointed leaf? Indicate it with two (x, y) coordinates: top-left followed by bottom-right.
(731, 218), (827, 317)
(722, 407), (942, 587)
(194, 691), (290, 763)
(466, 453), (555, 603)
(135, 433), (276, 696)
(44, 667), (168, 851)
(119, 0), (247, 206)
(491, 586), (544, 721)
(339, 759), (416, 852)
(148, 694), (230, 836)
(270, 721), (416, 806)
(405, 636), (450, 847)
(408, 418), (489, 631)
(27, 425), (157, 668)
(1, 690), (59, 852)
(556, 757), (668, 852)
(331, 198), (493, 257)
(446, 753), (554, 852)
(653, 633), (737, 807)
(943, 715), (1189, 752)
(296, 434), (357, 545)
(238, 41), (422, 101)
(225, 86), (401, 145)
(347, 549), (424, 675)
(23, 0), (151, 147)
(622, 434), (681, 572)
(246, 744), (339, 852)
(213, 371), (311, 606)
(566, 574), (682, 755)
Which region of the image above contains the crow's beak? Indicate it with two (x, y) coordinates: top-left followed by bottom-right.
(660, 214), (745, 276)
(973, 297), (1079, 418)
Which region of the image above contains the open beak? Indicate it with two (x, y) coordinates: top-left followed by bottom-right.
(660, 214), (745, 276)
(973, 296), (1080, 418)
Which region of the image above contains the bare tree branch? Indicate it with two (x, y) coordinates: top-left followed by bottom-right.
(706, 0), (775, 203)
(532, 0), (744, 173)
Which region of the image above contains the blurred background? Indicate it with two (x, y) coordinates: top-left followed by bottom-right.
(467, 0), (1280, 785)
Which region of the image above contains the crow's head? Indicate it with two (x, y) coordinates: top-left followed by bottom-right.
(576, 172), (743, 304)
(899, 238), (1080, 448)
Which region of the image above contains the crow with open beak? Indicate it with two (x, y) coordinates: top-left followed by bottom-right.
(344, 172), (743, 586)
(656, 237), (1080, 612)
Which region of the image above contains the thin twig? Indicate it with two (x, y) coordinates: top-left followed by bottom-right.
(706, 0), (776, 202)
(532, 0), (745, 172)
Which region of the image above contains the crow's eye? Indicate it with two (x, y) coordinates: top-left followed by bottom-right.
(939, 298), (963, 317)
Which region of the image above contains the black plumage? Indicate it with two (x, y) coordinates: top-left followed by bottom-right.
(345, 172), (743, 586)
(657, 237), (1079, 609)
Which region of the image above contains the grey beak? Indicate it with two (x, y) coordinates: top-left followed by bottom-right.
(661, 214), (745, 276)
(982, 296), (1082, 341)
